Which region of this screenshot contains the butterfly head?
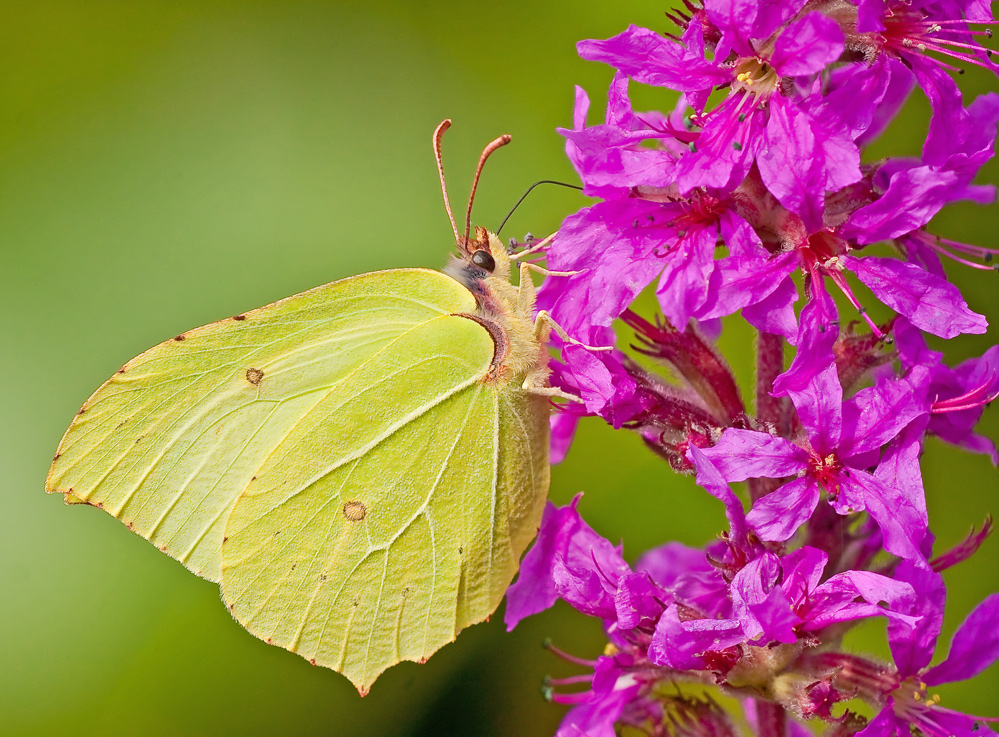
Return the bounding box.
[433,119,513,285]
[444,226,511,295]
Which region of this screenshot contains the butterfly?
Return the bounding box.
[45,120,583,694]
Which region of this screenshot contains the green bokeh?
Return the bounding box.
[2,3,996,735]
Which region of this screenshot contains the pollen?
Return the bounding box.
[731,58,780,100]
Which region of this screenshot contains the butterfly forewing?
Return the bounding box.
[46,269,478,583]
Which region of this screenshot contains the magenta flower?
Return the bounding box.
[504,494,658,632]
[562,74,691,193]
[698,363,931,561]
[842,93,999,245]
[892,318,999,463]
[503,3,998,733]
[537,191,766,340]
[578,12,859,228]
[851,0,999,167]
[859,593,999,737]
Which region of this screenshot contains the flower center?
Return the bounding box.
[809,453,843,496]
[891,678,955,737]
[732,58,780,101]
[880,4,996,73]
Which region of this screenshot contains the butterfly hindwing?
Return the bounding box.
[220,312,498,690]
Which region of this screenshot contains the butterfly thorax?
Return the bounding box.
[443,228,548,387]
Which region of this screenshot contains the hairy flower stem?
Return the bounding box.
[750,332,786,502]
[755,700,787,737]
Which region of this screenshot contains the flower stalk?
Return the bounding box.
[506,0,999,734]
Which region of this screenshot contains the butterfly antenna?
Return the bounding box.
[464,133,512,246]
[433,119,460,243]
[496,179,583,235]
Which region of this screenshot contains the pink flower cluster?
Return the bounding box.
[505,0,999,734]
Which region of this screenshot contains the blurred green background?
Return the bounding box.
[2,2,996,735]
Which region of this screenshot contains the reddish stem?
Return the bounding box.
[755,701,787,737]
[750,332,786,501]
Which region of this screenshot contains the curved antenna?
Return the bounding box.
[464,134,512,245]
[496,179,584,235]
[433,119,460,242]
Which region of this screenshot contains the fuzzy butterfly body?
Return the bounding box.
[45,124,556,693]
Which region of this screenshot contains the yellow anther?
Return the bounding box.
[913,691,923,701]
[603,643,619,656]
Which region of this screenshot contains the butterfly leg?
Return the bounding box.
[521,371,583,403]
[532,310,613,353]
[508,232,555,260]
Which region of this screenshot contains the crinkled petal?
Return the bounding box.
[910,56,971,168]
[541,200,675,338]
[787,362,844,455]
[753,0,810,38]
[555,680,642,737]
[856,0,888,32]
[649,604,745,670]
[833,469,927,562]
[817,57,895,142]
[505,500,570,629]
[704,0,758,58]
[858,58,916,146]
[840,367,931,458]
[894,317,943,371]
[924,593,999,686]
[758,97,828,229]
[698,428,809,481]
[702,250,798,322]
[553,558,618,620]
[772,276,839,397]
[779,546,828,604]
[873,416,930,523]
[562,75,682,190]
[553,347,649,428]
[614,571,667,630]
[506,495,629,629]
[578,25,732,92]
[742,271,800,340]
[731,553,799,643]
[805,570,918,630]
[759,97,860,229]
[656,224,718,330]
[677,100,763,193]
[888,561,946,676]
[637,541,713,588]
[746,476,822,542]
[843,164,962,243]
[688,445,748,544]
[844,255,987,338]
[771,12,845,77]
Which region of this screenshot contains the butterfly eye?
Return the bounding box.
[471,249,495,272]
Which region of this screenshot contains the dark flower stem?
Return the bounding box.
[750,331,786,502]
[755,700,787,737]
